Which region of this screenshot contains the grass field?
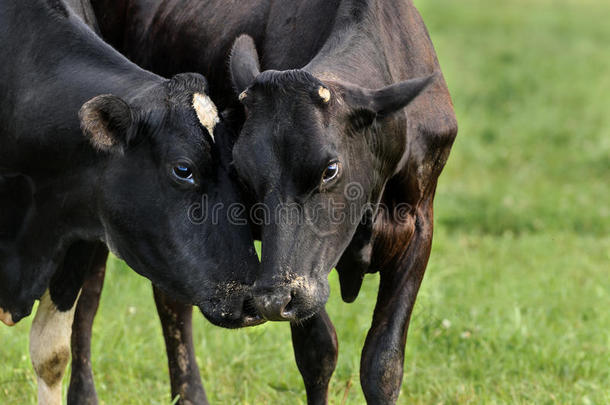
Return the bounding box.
[1,0,609,403]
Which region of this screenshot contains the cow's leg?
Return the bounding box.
[360,206,433,404]
[153,285,208,405]
[291,309,338,405]
[67,243,108,405]
[29,290,79,405]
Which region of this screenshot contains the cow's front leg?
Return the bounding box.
[67,243,108,405]
[360,206,433,404]
[291,309,338,405]
[29,289,79,405]
[153,286,208,405]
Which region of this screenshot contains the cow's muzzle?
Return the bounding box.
[199,294,265,329]
[252,281,326,322]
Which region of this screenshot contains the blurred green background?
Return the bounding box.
[1,0,608,403]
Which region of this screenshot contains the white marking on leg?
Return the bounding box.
[29,290,79,405]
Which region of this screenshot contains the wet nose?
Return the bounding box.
[253,291,295,321]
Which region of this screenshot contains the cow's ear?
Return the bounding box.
[342,74,435,128]
[229,35,261,96]
[79,94,134,154]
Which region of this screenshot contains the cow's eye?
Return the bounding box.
[173,164,195,184]
[322,161,341,184]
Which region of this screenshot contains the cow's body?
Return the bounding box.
[1,1,262,403]
[74,0,457,403]
[1,0,153,323]
[0,0,261,325]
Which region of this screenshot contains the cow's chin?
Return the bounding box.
[198,305,265,329]
[293,303,326,323]
[281,295,327,324]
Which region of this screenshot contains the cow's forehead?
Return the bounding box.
[236,106,339,195]
[253,69,322,92]
[245,98,329,151]
[128,94,214,170]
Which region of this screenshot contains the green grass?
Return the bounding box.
[1,0,609,403]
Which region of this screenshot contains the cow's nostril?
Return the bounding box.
[241,297,265,327]
[254,291,294,321]
[281,292,295,318]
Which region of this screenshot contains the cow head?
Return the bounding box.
[76,73,259,328]
[229,35,433,321]
[0,70,258,327]
[1,74,262,328]
[73,73,262,328]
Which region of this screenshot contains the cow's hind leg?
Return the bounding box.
[29,289,78,405]
[67,242,108,405]
[291,309,338,405]
[153,285,208,405]
[360,204,434,404]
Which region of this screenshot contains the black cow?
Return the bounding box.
[228,11,457,405]
[0,1,261,403]
[73,0,457,404]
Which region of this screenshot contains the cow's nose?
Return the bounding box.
[253,292,294,321]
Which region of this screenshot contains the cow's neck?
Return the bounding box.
[303,0,389,87]
[306,0,436,88]
[31,167,105,239]
[16,167,105,266]
[1,1,161,173]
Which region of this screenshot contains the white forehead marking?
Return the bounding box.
[318,86,331,103]
[192,93,220,142]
